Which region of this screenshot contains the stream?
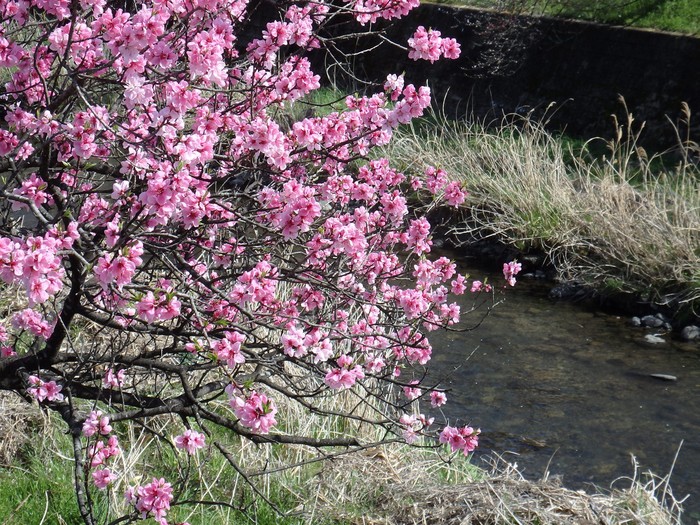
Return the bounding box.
[428,255,700,522]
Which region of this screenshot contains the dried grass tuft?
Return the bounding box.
[0,391,44,466]
[308,450,684,525]
[382,105,700,308]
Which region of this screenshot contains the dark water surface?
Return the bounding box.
[428,258,700,521]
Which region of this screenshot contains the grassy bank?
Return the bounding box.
[381,107,700,317]
[0,390,685,524]
[426,0,700,35]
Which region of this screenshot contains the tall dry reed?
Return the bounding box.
[383,103,700,310]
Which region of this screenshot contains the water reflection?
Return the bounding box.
[428,257,700,521]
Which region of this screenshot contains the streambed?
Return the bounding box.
[429,256,700,521]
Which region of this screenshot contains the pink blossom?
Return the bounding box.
[27,375,64,403]
[103,368,125,389]
[92,468,116,490]
[83,410,101,437]
[351,0,419,24]
[408,26,461,63]
[451,274,467,295]
[211,331,246,367]
[503,260,522,287]
[441,37,461,59]
[383,73,404,101]
[83,410,112,437]
[281,323,308,358]
[404,217,432,254]
[424,166,448,193]
[324,355,365,390]
[0,129,19,156]
[174,429,206,455]
[399,414,421,443]
[403,381,422,400]
[439,425,480,455]
[133,478,173,521]
[399,413,434,444]
[430,391,447,407]
[443,181,467,207]
[470,280,492,293]
[230,390,278,434]
[365,354,386,374]
[89,436,121,467]
[1,345,16,357]
[408,26,443,63]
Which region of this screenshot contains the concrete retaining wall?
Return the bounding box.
[337,5,700,147]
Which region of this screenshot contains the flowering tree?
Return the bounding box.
[0,0,512,522]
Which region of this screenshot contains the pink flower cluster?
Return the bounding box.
[439,425,480,455]
[422,166,468,207]
[408,26,461,63]
[103,368,125,389]
[349,0,420,24]
[470,280,493,293]
[403,381,422,400]
[228,387,278,434]
[324,354,365,390]
[430,391,447,407]
[88,435,121,468]
[258,180,322,240]
[281,323,332,363]
[399,413,434,444]
[94,242,143,290]
[27,375,64,402]
[83,410,122,490]
[93,468,117,490]
[135,286,182,324]
[503,260,523,287]
[11,309,54,339]
[82,410,112,437]
[201,330,246,368]
[174,429,206,455]
[0,229,74,306]
[126,478,173,524]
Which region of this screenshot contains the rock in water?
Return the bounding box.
[641,315,664,328]
[680,325,700,341]
[649,373,677,381]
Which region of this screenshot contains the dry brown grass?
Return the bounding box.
[382,103,700,309]
[308,449,685,525]
[0,391,44,466]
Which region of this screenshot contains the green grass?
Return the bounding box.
[425,0,700,35]
[0,428,86,524]
[0,366,685,524]
[0,406,477,525]
[0,409,338,525]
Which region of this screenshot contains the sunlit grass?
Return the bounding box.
[425,0,700,35]
[381,103,700,311]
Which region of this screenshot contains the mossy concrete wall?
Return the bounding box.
[341,5,700,147]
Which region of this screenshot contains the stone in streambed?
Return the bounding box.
[649,373,677,381]
[681,325,700,341]
[644,334,666,344]
[641,315,664,328]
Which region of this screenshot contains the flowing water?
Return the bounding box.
[428,255,700,522]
